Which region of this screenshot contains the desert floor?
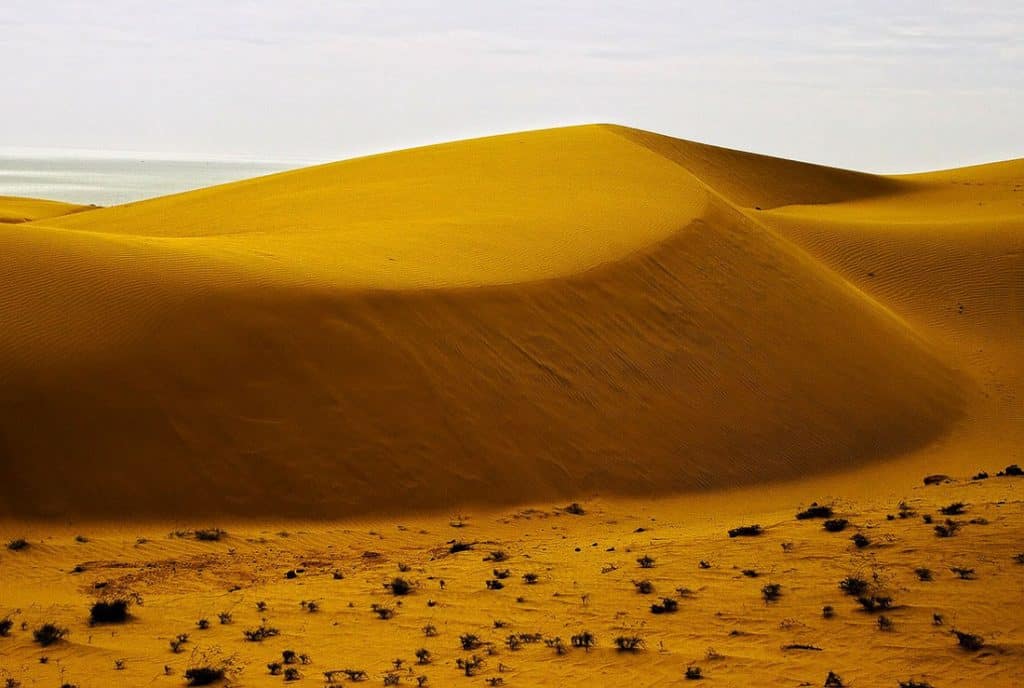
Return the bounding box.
[1,125,1022,686]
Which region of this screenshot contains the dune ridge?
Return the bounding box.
[2,124,1019,519]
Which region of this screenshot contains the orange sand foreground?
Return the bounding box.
[0,125,1021,686]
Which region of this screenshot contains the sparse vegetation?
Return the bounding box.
[194,528,226,542]
[915,567,933,581]
[761,583,782,602]
[824,670,846,687]
[32,624,68,647]
[633,579,654,594]
[838,576,869,596]
[636,554,656,568]
[522,572,539,584]
[169,633,189,653]
[449,541,473,554]
[89,599,130,625]
[952,629,985,651]
[934,519,961,537]
[950,566,975,580]
[460,633,483,650]
[564,502,586,515]
[856,595,893,612]
[727,524,762,538]
[939,502,967,515]
[371,604,394,620]
[243,624,279,641]
[415,648,432,664]
[685,665,703,680]
[571,631,596,650]
[387,577,413,595]
[6,539,28,551]
[823,519,849,532]
[651,597,678,614]
[850,533,870,548]
[184,666,225,686]
[796,503,833,519]
[613,635,645,652]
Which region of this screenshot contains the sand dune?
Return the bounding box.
[0,195,94,224]
[1,124,1019,520]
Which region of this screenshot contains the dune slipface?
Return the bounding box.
[0,125,984,518]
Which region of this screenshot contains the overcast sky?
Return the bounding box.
[2,1,1022,171]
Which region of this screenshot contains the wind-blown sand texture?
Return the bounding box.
[0,125,1021,686]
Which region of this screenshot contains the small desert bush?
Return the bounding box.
[822,605,835,619]
[856,595,893,612]
[899,681,934,688]
[217,611,232,625]
[761,583,782,602]
[651,597,679,614]
[637,555,656,568]
[449,541,473,554]
[485,550,508,562]
[796,503,833,520]
[915,567,933,581]
[838,576,869,596]
[284,668,300,681]
[194,528,226,542]
[6,539,28,551]
[934,519,961,537]
[89,599,130,625]
[685,666,703,680]
[184,667,225,686]
[371,604,394,620]
[877,615,894,631]
[564,502,585,515]
[727,524,762,538]
[823,519,849,532]
[998,463,1022,476]
[850,533,870,549]
[939,502,967,515]
[243,624,279,641]
[522,572,539,584]
[952,629,984,651]
[571,631,596,650]
[633,579,654,594]
[32,624,68,647]
[613,635,645,652]
[386,577,413,595]
[492,568,511,579]
[456,655,484,676]
[950,566,975,580]
[544,636,567,654]
[169,633,189,653]
[460,633,483,650]
[0,617,13,636]
[824,670,846,687]
[415,648,431,664]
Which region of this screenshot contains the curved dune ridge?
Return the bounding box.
[0,195,93,224]
[1,124,1019,519]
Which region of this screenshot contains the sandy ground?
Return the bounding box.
[0,125,1021,685]
[1,472,1022,686]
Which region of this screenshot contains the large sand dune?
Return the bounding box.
[1,124,1019,519]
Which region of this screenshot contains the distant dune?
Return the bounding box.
[0,195,94,224]
[1,124,1020,518]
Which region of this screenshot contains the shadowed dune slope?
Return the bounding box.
[0,195,94,223]
[0,125,992,518]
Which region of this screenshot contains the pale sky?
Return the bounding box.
[2,1,1022,172]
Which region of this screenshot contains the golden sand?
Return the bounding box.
[0,125,1021,686]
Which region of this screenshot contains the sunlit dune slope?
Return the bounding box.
[0,195,94,223]
[0,124,996,518]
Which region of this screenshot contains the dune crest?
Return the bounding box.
[3,124,1018,518]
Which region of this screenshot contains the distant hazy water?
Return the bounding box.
[0,151,300,206]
